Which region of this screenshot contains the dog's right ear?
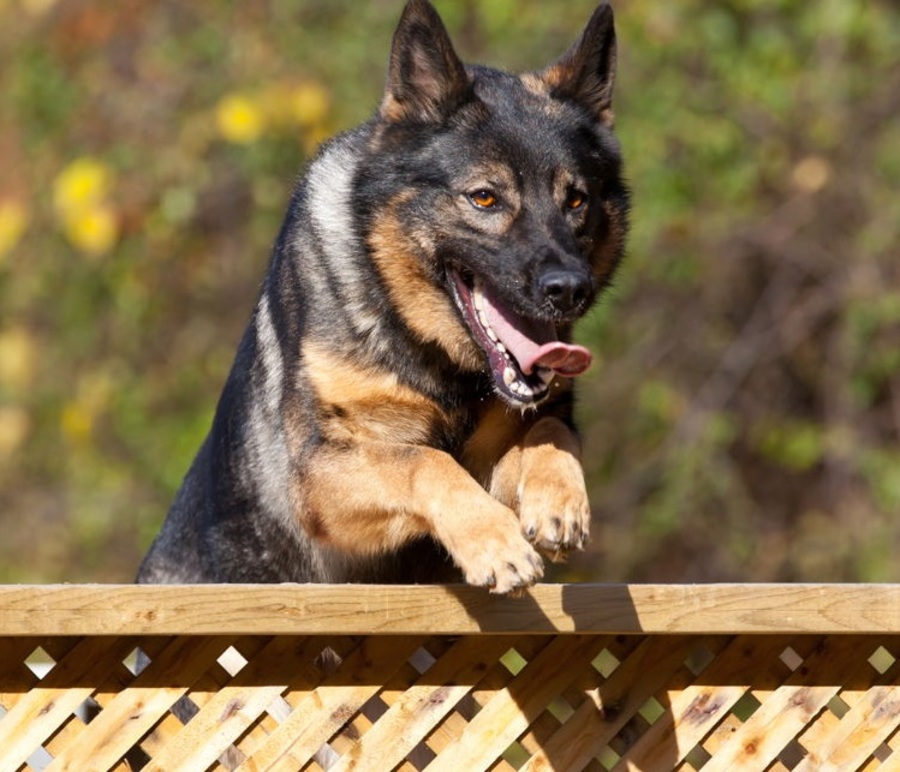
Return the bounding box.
[381,0,471,124]
[539,2,617,128]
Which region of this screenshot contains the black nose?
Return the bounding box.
[537,269,592,313]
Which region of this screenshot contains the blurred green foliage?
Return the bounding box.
[0,0,898,583]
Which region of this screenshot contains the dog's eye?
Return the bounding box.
[468,189,499,210]
[565,190,587,211]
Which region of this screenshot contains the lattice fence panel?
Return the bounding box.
[0,632,898,771]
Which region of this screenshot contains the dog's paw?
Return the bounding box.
[517,463,591,561]
[449,510,545,594]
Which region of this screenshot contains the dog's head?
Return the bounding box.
[362,0,629,407]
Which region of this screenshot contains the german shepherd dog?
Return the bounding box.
[138,0,629,594]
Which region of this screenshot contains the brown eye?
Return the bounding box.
[565,190,587,211]
[468,189,498,209]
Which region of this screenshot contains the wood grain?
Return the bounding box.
[0,621,898,769]
[0,584,898,636]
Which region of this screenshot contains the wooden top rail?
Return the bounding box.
[0,583,898,636]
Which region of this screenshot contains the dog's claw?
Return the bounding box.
[519,492,590,559]
[453,508,544,594]
[503,585,529,599]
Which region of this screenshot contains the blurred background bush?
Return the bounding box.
[0,0,897,583]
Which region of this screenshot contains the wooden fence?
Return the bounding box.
[0,584,899,771]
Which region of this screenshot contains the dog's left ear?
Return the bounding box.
[539,2,617,127]
[381,0,471,124]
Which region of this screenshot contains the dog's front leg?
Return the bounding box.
[490,417,591,562]
[301,442,544,593]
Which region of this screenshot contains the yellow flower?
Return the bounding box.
[61,402,93,444]
[53,157,112,217]
[0,327,36,392]
[290,82,330,128]
[216,94,265,144]
[60,372,114,446]
[21,0,58,16]
[62,204,119,257]
[0,199,28,263]
[53,158,119,257]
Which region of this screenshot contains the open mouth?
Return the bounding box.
[450,271,592,405]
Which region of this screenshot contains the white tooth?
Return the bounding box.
[503,367,516,386]
[477,310,489,328]
[473,278,484,310]
[486,326,499,342]
[496,342,507,354]
[538,368,555,385]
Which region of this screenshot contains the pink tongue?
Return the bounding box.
[528,341,593,376]
[483,292,592,376]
